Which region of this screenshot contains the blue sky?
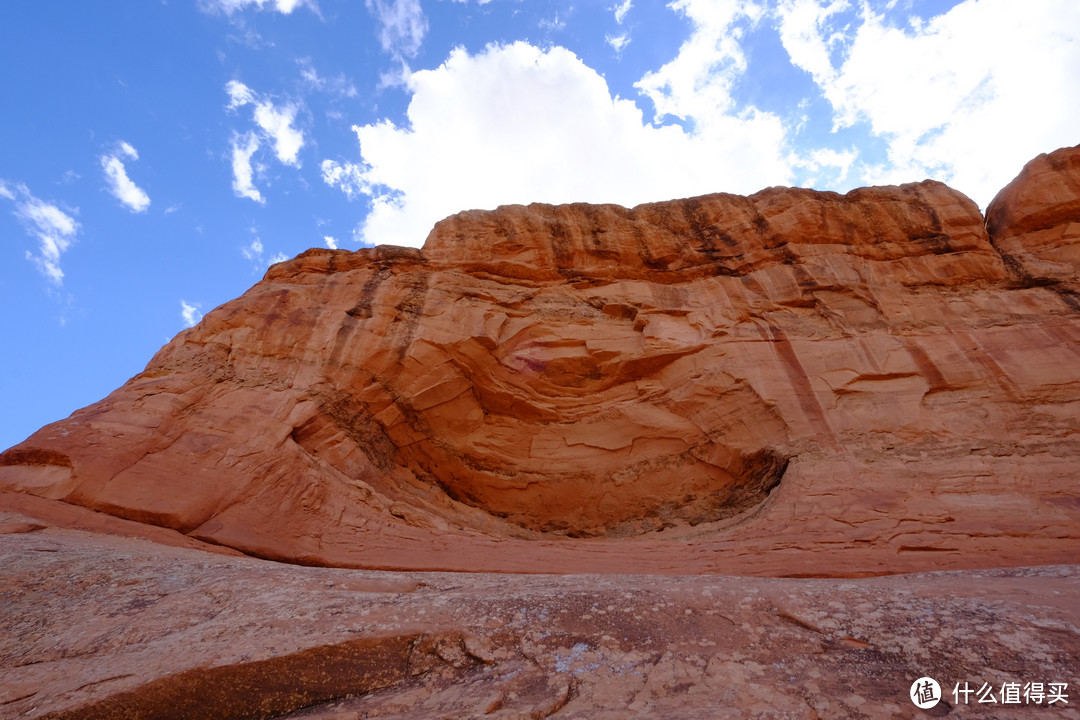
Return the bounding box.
[1,0,1078,450]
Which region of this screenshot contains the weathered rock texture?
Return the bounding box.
[987,144,1080,301]
[1,528,1077,719]
[2,145,1080,577]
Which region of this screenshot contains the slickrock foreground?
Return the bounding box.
[1,145,1079,718]
[1,528,1077,719]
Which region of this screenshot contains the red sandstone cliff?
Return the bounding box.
[2,145,1079,577]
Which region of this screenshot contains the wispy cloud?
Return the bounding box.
[790,146,858,188]
[774,0,1080,205]
[230,131,264,203]
[241,232,288,268]
[252,102,304,166]
[243,235,265,262]
[376,59,413,90]
[180,300,204,328]
[225,79,256,109]
[226,80,304,165]
[0,181,80,284]
[323,235,338,249]
[635,1,767,131]
[606,33,630,54]
[607,0,632,55]
[365,0,427,58]
[539,13,567,32]
[100,141,151,213]
[297,58,358,98]
[225,81,305,201]
[320,159,371,200]
[199,0,315,16]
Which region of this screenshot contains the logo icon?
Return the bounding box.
[911,677,942,709]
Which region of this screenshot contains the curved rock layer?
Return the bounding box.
[2,145,1080,576]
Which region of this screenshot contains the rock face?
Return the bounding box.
[987,144,1080,300]
[2,145,1080,577]
[3,147,1080,720]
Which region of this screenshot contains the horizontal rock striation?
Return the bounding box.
[2,144,1079,576]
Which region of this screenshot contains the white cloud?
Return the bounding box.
[226,79,256,109]
[366,0,427,58]
[100,141,151,213]
[806,147,856,176]
[539,13,567,32]
[322,0,1080,252]
[635,0,767,129]
[200,0,314,15]
[230,132,265,203]
[180,300,203,328]
[606,33,630,54]
[775,0,848,82]
[0,181,80,284]
[376,59,414,90]
[324,235,338,249]
[613,0,632,24]
[297,58,358,98]
[225,82,305,196]
[790,146,857,188]
[775,0,1080,206]
[325,41,791,248]
[252,101,304,166]
[243,236,264,261]
[241,233,288,267]
[320,159,370,199]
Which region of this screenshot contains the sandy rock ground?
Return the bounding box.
[1,522,1076,720]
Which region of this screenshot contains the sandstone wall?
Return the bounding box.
[2,145,1078,577]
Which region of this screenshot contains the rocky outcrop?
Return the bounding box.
[986,144,1080,303]
[1,145,1079,576]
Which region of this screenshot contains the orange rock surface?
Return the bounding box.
[2,145,1079,577]
[2,527,1076,719]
